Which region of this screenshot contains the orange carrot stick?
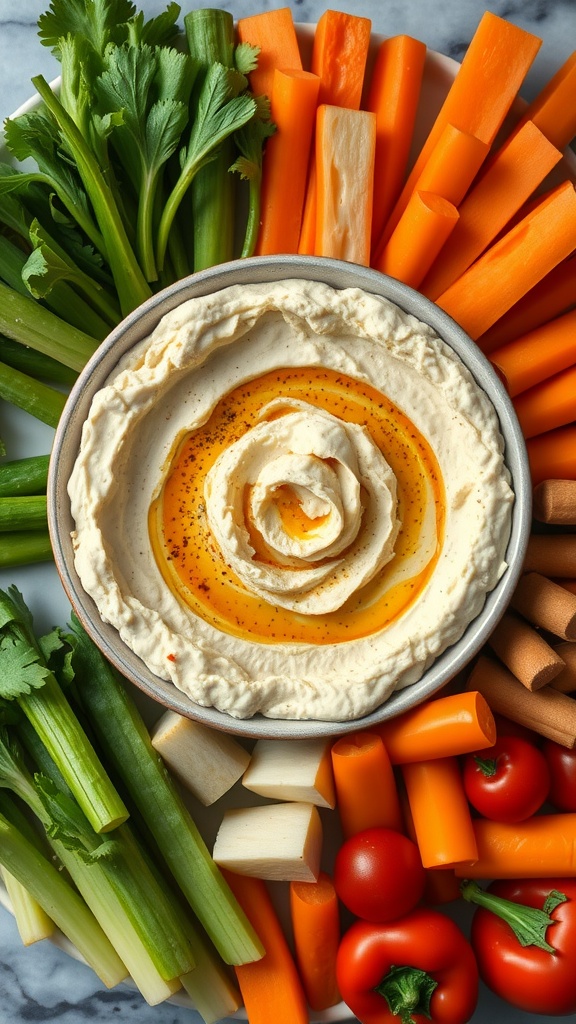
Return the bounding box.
[298,10,372,256]
[513,49,576,151]
[489,307,576,397]
[375,190,459,288]
[289,873,341,1012]
[527,424,576,486]
[402,756,479,868]
[454,814,576,878]
[374,691,496,764]
[436,180,576,340]
[222,870,308,1024]
[254,68,319,256]
[314,105,376,265]
[330,731,403,839]
[236,8,302,99]
[421,121,562,300]
[513,362,576,439]
[375,12,541,248]
[365,34,427,248]
[400,790,461,905]
[477,254,576,354]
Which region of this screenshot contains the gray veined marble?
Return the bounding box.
[0,0,575,1021]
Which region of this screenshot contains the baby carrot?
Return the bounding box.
[402,756,479,868]
[365,34,427,247]
[489,307,576,397]
[513,362,576,439]
[527,424,576,486]
[289,872,341,1012]
[375,190,459,289]
[255,68,320,256]
[374,690,496,764]
[236,8,302,99]
[454,813,576,878]
[330,731,403,838]
[222,870,308,1024]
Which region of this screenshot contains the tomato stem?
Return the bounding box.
[460,880,567,953]
[375,963,438,1024]
[473,754,498,777]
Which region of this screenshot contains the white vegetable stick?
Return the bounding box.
[150,710,250,806]
[212,802,323,881]
[242,737,336,808]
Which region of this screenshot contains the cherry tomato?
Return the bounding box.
[333,826,426,923]
[542,739,576,811]
[462,734,550,822]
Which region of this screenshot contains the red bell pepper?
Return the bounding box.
[335,907,479,1024]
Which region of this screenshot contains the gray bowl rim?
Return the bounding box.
[48,254,532,739]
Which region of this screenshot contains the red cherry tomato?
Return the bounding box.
[542,739,576,811]
[333,826,426,923]
[462,734,550,822]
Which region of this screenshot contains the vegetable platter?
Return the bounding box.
[1,3,576,1024]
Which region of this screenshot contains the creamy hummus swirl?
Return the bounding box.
[204,398,400,614]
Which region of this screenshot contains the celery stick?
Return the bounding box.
[0,360,66,427]
[0,531,53,568]
[0,281,97,372]
[1,336,78,386]
[1,866,55,944]
[0,455,50,498]
[0,496,47,533]
[69,618,264,966]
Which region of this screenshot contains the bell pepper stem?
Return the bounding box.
[460,879,566,953]
[375,964,438,1024]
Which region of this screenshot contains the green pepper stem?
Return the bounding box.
[375,964,438,1024]
[460,879,566,953]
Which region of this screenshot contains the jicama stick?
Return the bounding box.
[375,190,459,288]
[489,307,576,397]
[513,362,576,438]
[533,479,576,525]
[467,655,576,746]
[527,424,576,486]
[487,610,566,690]
[421,121,562,300]
[222,871,309,1024]
[511,571,576,639]
[512,49,576,151]
[477,254,576,354]
[376,12,541,248]
[374,690,496,763]
[435,180,576,339]
[401,757,478,868]
[289,873,341,1012]
[523,534,576,578]
[314,105,376,265]
[255,68,320,255]
[550,642,576,694]
[365,35,428,246]
[237,8,302,99]
[454,814,576,878]
[330,731,403,838]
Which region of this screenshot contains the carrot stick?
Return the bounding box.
[489,307,576,397]
[477,254,576,354]
[289,872,341,1012]
[236,8,302,99]
[374,691,496,764]
[513,362,576,439]
[330,731,403,839]
[527,424,576,486]
[375,12,541,249]
[523,534,576,578]
[435,180,576,339]
[314,105,376,265]
[222,870,308,1024]
[533,479,576,525]
[400,790,461,905]
[421,121,562,300]
[454,814,576,878]
[366,34,427,248]
[375,190,459,288]
[254,68,319,256]
[513,49,576,151]
[401,757,479,868]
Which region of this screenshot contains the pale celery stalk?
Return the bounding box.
[1,866,55,944]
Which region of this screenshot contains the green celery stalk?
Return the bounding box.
[0,455,50,498]
[0,361,66,428]
[69,617,265,966]
[1,336,78,387]
[0,496,47,532]
[0,532,53,568]
[0,281,98,372]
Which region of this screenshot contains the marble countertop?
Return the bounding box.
[0,1,574,1023]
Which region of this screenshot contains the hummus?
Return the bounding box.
[68,279,514,721]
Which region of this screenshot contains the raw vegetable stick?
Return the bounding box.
[289,872,341,1011]
[487,610,566,691]
[222,870,309,1024]
[467,655,576,746]
[513,362,576,438]
[527,424,576,486]
[0,455,49,499]
[236,8,302,99]
[523,534,576,578]
[314,105,376,265]
[375,12,541,248]
[489,308,576,397]
[510,571,576,640]
[533,479,576,525]
[330,731,403,838]
[550,642,576,694]
[298,10,372,255]
[366,34,427,248]
[374,690,496,763]
[454,813,576,878]
[421,121,562,301]
[0,531,53,568]
[435,179,576,339]
[254,69,320,256]
[400,790,461,906]
[375,190,459,289]
[401,756,479,869]
[512,49,576,152]
[0,496,47,533]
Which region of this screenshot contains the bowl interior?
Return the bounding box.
[48,254,532,739]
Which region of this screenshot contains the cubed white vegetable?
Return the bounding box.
[212,802,323,881]
[150,709,250,806]
[242,737,336,808]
